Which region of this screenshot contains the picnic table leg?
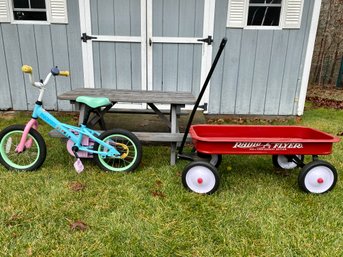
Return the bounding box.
[77,103,86,126]
[170,104,178,165]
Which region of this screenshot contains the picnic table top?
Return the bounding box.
[58,88,196,105]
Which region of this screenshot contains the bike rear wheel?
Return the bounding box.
[93,129,142,172]
[0,125,46,171]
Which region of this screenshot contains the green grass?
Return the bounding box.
[0,107,343,256]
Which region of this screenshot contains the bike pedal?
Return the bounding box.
[74,158,84,173]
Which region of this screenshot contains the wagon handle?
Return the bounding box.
[178,37,228,156]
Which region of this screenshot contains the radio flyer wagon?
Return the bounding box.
[178,38,340,195]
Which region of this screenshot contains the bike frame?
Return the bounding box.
[16,102,120,157]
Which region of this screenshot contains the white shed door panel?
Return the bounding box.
[80,0,215,107]
[149,0,205,95]
[90,0,142,90]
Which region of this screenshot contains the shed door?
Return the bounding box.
[80,0,215,106]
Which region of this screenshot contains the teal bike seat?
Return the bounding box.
[76,96,112,109]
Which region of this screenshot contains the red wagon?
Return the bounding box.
[178,38,340,194]
[181,125,340,194]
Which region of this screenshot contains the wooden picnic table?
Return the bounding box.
[57,88,196,165]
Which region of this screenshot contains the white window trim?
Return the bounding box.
[4,0,67,24]
[227,0,303,29]
[297,0,322,115]
[9,0,48,24]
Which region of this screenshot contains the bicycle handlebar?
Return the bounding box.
[21,65,69,88]
[21,65,69,101]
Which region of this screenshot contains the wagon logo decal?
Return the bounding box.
[233,142,303,150]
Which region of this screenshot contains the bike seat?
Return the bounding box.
[76,96,112,109]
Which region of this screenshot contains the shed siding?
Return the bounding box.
[0,0,83,111]
[209,0,314,115]
[0,0,315,116]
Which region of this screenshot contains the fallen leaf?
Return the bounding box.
[68,181,86,192]
[70,220,88,231]
[151,190,166,199]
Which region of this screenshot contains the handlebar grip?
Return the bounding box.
[59,71,70,77]
[22,65,33,74]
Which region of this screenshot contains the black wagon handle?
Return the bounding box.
[178,37,228,156]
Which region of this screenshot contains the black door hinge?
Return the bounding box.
[197,36,213,45]
[81,33,97,42]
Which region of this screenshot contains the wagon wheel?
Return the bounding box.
[191,148,222,167]
[298,160,337,194]
[182,161,220,194]
[272,155,304,170]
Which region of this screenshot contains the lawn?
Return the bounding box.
[0,105,342,256]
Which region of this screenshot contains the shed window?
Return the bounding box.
[13,0,47,21]
[227,0,304,29]
[0,0,68,23]
[247,0,282,26]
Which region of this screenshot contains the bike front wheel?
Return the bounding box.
[93,129,142,172]
[0,125,46,171]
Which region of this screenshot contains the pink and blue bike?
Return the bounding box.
[0,65,142,173]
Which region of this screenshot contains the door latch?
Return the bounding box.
[81,33,98,42]
[197,36,213,45]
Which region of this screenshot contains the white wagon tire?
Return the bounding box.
[182,161,219,194]
[298,160,337,194]
[272,155,304,170]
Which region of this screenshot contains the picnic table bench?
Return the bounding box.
[56,88,197,165]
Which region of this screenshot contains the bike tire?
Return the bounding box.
[93,129,142,172]
[0,125,46,171]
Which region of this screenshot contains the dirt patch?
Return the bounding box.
[0,111,17,120]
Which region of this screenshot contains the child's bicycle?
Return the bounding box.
[0,65,142,173]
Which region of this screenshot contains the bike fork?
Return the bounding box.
[16,119,38,153]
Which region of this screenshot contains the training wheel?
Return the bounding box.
[272,155,304,170]
[298,160,337,194]
[182,161,219,194]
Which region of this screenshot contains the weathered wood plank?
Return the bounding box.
[58,88,196,105]
[49,129,191,142]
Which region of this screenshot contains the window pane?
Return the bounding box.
[30,0,46,9]
[13,0,29,8]
[250,0,282,4]
[13,11,47,20]
[248,7,281,26]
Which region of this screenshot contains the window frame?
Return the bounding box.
[245,0,284,29]
[227,0,304,30]
[8,0,57,25]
